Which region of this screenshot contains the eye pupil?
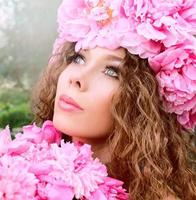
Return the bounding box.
[71,54,85,65]
[108,69,114,75]
[105,67,119,79]
[76,57,82,63]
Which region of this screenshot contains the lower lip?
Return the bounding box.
[58,99,83,112]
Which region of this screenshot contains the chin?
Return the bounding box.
[53,114,78,137]
[53,114,64,132]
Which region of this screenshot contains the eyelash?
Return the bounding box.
[70,53,85,65]
[69,53,120,79]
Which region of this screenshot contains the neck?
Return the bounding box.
[72,136,111,164]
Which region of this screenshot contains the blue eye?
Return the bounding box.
[104,66,119,79]
[72,53,85,65]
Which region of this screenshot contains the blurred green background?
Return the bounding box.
[0,0,61,131]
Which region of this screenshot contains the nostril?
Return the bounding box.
[76,81,81,88]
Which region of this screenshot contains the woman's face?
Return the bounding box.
[53,46,125,144]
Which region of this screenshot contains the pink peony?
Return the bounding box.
[0,121,128,199]
[55,0,125,53]
[149,43,196,129]
[54,0,163,57]
[87,177,129,200]
[0,121,62,156]
[20,120,62,145]
[121,0,196,48]
[0,155,38,200]
[41,141,108,199]
[0,126,11,156]
[54,0,196,58]
[37,180,74,200]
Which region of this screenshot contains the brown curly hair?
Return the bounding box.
[32,42,196,200]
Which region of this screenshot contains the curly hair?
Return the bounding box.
[31,42,196,200]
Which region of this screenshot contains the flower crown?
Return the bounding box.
[53,0,196,130]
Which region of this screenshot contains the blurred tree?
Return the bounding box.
[0,0,61,129]
[0,0,61,88]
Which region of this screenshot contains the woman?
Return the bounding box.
[32,0,196,199]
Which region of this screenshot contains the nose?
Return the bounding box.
[68,70,88,92]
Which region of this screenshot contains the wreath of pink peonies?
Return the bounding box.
[0,121,129,200]
[53,0,196,130]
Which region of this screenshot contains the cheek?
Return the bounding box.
[92,86,115,114]
[56,69,68,91]
[92,79,119,107]
[84,81,118,135]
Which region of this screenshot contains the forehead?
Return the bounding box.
[81,46,126,61]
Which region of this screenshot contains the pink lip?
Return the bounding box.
[58,95,83,112]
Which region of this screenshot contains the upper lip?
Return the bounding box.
[59,94,83,110]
